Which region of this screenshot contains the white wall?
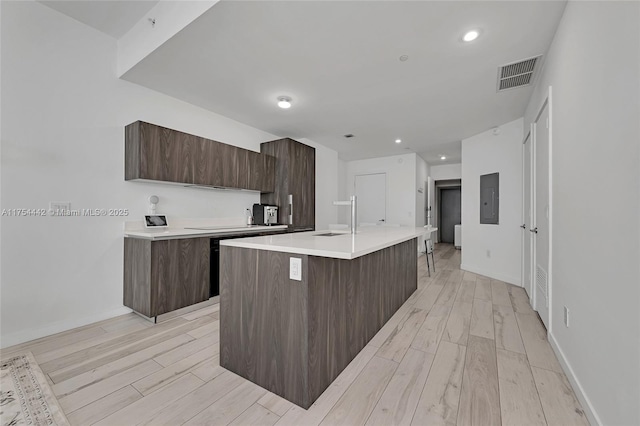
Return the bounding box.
[299,138,339,230]
[0,1,338,347]
[415,156,430,250]
[524,2,640,425]
[461,118,523,285]
[345,153,417,227]
[336,159,348,223]
[430,163,462,181]
[415,156,429,228]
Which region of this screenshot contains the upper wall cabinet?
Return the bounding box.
[260,138,315,231]
[125,121,275,192]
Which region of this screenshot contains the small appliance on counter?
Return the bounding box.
[252,204,278,225]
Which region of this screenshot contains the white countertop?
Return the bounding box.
[220,226,428,259]
[124,224,288,240]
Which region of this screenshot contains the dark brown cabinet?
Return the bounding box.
[124,237,209,318]
[260,138,315,231]
[248,150,275,193]
[221,145,248,189]
[125,121,274,192]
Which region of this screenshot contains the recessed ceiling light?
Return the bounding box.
[463,30,479,42]
[277,96,292,109]
[440,155,447,160]
[395,139,402,144]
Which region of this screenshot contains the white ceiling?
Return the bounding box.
[38,0,158,39]
[46,0,567,163]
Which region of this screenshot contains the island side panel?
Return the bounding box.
[306,238,418,404]
[403,238,419,300]
[307,256,349,402]
[362,247,385,341]
[220,246,310,408]
[254,250,309,406]
[220,245,258,378]
[344,255,366,359]
[381,244,395,324]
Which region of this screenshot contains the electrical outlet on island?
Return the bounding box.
[289,257,302,281]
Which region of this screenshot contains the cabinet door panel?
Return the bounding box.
[247,151,262,191]
[139,122,163,180]
[289,142,304,227]
[173,129,195,184]
[290,142,315,230]
[247,151,276,192]
[222,145,249,189]
[124,238,152,317]
[151,238,209,316]
[211,140,226,186]
[301,144,315,228]
[192,137,224,186]
[159,126,179,182]
[262,154,276,192]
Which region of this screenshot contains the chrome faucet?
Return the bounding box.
[333,195,357,234]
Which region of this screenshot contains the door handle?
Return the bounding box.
[520,224,526,229]
[530,227,538,234]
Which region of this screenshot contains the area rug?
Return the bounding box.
[1,352,69,426]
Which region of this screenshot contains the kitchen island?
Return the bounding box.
[219,227,424,408]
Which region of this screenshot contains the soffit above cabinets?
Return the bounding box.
[38,0,159,39]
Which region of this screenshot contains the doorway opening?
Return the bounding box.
[434,179,461,244]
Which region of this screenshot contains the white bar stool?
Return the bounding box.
[424,226,436,276]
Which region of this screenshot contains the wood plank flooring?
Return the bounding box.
[1,244,588,426]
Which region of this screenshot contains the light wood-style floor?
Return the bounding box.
[1,245,589,426]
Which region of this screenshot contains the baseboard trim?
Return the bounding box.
[548,332,602,426]
[459,263,521,286]
[0,306,133,349]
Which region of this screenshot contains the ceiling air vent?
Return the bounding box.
[497,55,541,92]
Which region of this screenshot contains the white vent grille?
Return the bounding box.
[497,55,541,91]
[536,265,548,297]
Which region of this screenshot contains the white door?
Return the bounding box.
[354,173,386,225]
[533,101,551,329]
[522,131,534,303]
[426,177,433,226]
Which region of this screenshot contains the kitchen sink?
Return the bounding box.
[314,232,349,237]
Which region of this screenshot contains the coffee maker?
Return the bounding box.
[252,204,279,225]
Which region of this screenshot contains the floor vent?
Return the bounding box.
[497,55,541,91]
[536,265,548,297]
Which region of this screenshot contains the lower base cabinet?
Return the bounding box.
[124,237,209,318]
